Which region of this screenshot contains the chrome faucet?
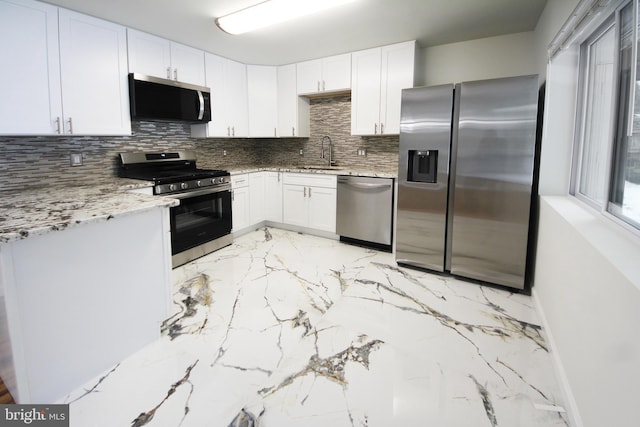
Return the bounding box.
[321,135,333,167]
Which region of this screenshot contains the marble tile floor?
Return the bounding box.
[62,227,570,427]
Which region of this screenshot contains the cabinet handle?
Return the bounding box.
[292,126,295,137]
[304,187,307,197]
[380,123,384,134]
[374,123,377,134]
[322,80,326,91]
[227,126,231,137]
[232,126,235,137]
[278,172,281,182]
[166,67,171,79]
[55,117,61,134]
[174,68,178,81]
[231,189,234,201]
[274,128,277,137]
[317,81,320,92]
[308,187,311,198]
[67,117,73,134]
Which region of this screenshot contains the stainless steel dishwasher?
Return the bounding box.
[336,176,394,250]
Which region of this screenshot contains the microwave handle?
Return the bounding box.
[197,90,205,121]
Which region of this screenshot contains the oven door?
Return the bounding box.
[169,186,232,261]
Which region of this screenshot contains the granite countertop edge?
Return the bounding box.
[230,166,398,179]
[0,179,176,245]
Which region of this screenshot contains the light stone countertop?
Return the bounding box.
[0,179,176,244]
[229,165,398,179]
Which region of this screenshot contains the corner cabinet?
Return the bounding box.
[351,41,416,136]
[282,173,337,233]
[0,0,130,135]
[127,29,205,86]
[192,53,248,138]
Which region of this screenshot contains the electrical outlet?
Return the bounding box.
[299,149,304,156]
[70,153,83,166]
[357,149,367,156]
[223,150,227,156]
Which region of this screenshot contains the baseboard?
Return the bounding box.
[532,288,584,427]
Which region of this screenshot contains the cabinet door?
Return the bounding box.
[308,187,337,233]
[283,184,307,227]
[296,59,322,95]
[127,29,172,79]
[58,9,130,135]
[322,53,351,92]
[0,0,62,135]
[380,41,416,135]
[249,172,265,225]
[225,58,249,137]
[170,42,205,86]
[247,65,277,137]
[232,186,250,232]
[264,172,283,222]
[277,64,309,137]
[351,47,382,136]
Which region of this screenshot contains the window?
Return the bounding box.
[574,0,640,230]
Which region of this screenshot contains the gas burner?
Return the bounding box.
[118,151,230,195]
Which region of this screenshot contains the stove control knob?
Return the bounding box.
[211,178,217,185]
[196,180,202,187]
[218,177,225,184]
[169,184,177,192]
[180,182,189,190]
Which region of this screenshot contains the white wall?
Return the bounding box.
[532,1,640,426]
[418,32,537,86]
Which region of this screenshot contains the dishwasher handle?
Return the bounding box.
[339,180,392,190]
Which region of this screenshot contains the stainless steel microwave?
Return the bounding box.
[128,73,211,123]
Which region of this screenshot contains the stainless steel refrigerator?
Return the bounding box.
[395,75,539,290]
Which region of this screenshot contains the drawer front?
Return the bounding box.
[231,173,249,188]
[282,172,337,189]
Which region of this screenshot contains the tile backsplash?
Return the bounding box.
[0,96,398,191]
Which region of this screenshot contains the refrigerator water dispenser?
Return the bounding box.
[408,150,438,183]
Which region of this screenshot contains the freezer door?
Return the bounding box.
[396,84,454,271]
[450,75,538,289]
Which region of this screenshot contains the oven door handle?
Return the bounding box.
[163,185,231,199]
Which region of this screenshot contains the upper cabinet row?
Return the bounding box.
[0,0,416,137]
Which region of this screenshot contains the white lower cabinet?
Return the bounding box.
[264,171,283,222]
[231,174,250,232]
[282,173,337,233]
[249,172,265,225]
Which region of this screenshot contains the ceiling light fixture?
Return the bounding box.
[216,0,357,35]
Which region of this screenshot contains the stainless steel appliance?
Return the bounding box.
[336,175,394,250]
[396,75,539,290]
[128,73,211,123]
[119,151,232,267]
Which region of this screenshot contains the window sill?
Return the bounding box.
[541,195,640,289]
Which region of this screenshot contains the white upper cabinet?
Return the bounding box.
[247,65,278,137]
[296,53,351,95]
[0,0,130,135]
[277,64,309,137]
[0,0,62,135]
[351,40,416,136]
[127,29,205,86]
[192,53,248,138]
[59,9,131,135]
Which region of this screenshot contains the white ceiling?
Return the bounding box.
[41,0,548,65]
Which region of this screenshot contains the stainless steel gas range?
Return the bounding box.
[119,151,232,268]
